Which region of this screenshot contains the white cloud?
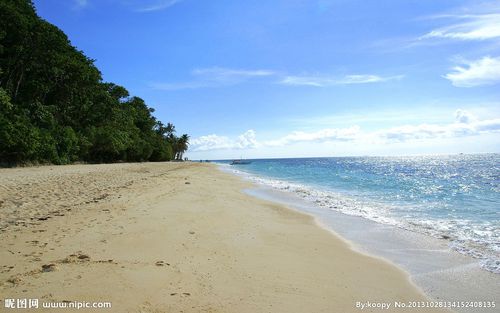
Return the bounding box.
[190,130,259,151]
[444,56,500,87]
[420,14,500,41]
[374,123,473,142]
[137,0,183,12]
[339,75,396,84]
[455,109,477,124]
[236,130,259,149]
[280,76,329,87]
[475,118,500,132]
[151,67,275,90]
[189,110,500,152]
[264,126,361,146]
[193,68,275,79]
[280,74,403,87]
[152,67,405,90]
[189,134,233,151]
[361,109,500,143]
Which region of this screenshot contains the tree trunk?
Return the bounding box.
[14,70,24,99]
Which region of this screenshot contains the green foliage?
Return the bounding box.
[55,126,79,163]
[0,1,189,165]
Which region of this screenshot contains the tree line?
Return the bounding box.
[0,0,189,166]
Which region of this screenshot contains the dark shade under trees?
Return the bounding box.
[0,0,189,166]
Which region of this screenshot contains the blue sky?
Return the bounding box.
[33,0,500,159]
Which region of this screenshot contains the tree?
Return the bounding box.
[0,1,187,165]
[175,134,190,160]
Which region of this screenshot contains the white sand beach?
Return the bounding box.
[0,162,448,312]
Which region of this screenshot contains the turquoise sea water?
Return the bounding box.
[217,154,500,273]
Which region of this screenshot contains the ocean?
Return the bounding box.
[217,154,500,274]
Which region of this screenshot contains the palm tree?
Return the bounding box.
[175,134,190,160]
[165,123,176,140]
[154,121,166,136]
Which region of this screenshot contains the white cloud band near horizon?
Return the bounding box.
[445,56,500,87]
[190,130,259,151]
[189,109,500,152]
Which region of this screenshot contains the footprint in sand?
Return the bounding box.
[61,252,91,264]
[155,261,170,267]
[7,276,22,285]
[41,263,57,272]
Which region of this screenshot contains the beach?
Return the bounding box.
[0,162,446,312]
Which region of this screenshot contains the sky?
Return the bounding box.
[32,0,500,159]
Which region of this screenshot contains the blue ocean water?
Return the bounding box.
[218,154,500,273]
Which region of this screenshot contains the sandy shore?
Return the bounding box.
[0,162,446,312]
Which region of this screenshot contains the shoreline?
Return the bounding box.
[243,186,499,311]
[1,162,454,312]
[218,163,499,310]
[215,156,500,276]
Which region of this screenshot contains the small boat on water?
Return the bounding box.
[230,159,252,165]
